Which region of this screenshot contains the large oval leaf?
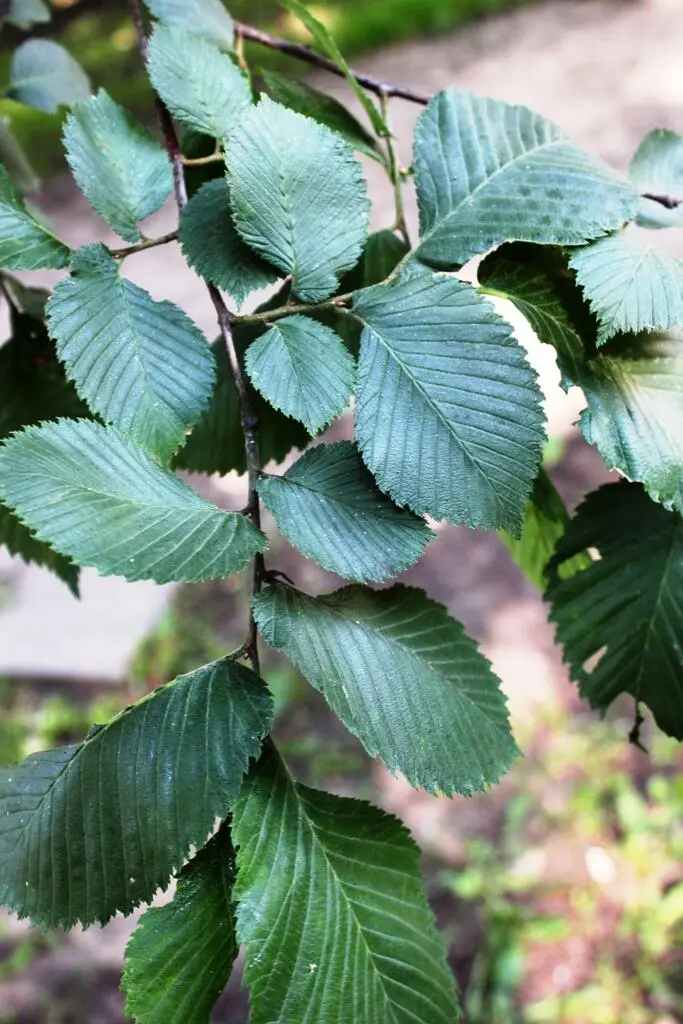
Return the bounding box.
[629,128,683,229]
[9,39,90,113]
[143,0,235,50]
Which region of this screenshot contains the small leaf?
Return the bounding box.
[0,504,79,595]
[629,128,683,229]
[353,263,546,531]
[570,233,683,343]
[123,823,238,1024]
[233,745,461,1024]
[259,442,431,581]
[547,481,683,739]
[147,25,251,140]
[0,658,272,927]
[7,0,51,30]
[413,87,636,268]
[47,244,216,461]
[226,96,369,302]
[245,315,355,434]
[143,0,234,50]
[9,40,90,113]
[179,179,279,306]
[0,164,70,269]
[0,419,266,584]
[254,583,517,795]
[63,89,173,243]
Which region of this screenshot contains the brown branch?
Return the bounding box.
[110,231,178,259]
[642,192,681,211]
[235,21,430,106]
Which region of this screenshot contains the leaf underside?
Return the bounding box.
[629,128,683,229]
[143,0,235,50]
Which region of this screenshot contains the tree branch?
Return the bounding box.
[110,231,178,259]
[642,192,681,211]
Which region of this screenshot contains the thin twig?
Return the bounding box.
[182,153,224,167]
[379,90,410,246]
[642,192,681,211]
[110,231,178,259]
[235,20,430,106]
[232,294,352,326]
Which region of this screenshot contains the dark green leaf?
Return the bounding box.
[143,0,234,50]
[46,244,216,461]
[413,88,637,268]
[245,315,355,434]
[0,419,266,584]
[0,504,79,595]
[9,40,90,113]
[0,658,272,927]
[629,128,683,229]
[233,745,461,1023]
[7,0,51,30]
[123,823,238,1024]
[0,120,40,194]
[353,263,546,531]
[254,583,517,795]
[226,96,369,302]
[547,481,683,739]
[63,89,173,243]
[0,164,70,269]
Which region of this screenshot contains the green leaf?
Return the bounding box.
[259,70,383,162]
[546,481,683,739]
[0,658,272,927]
[499,469,590,589]
[353,263,546,531]
[245,315,355,434]
[629,128,683,229]
[254,583,517,795]
[7,0,51,30]
[46,244,216,461]
[233,745,461,1023]
[9,40,90,113]
[123,823,238,1024]
[0,120,40,194]
[174,334,309,476]
[0,504,79,595]
[413,87,637,269]
[479,243,683,515]
[179,179,279,306]
[147,25,251,141]
[569,233,683,343]
[0,419,266,584]
[143,0,234,51]
[258,442,432,581]
[226,96,369,302]
[0,164,70,269]
[63,89,173,243]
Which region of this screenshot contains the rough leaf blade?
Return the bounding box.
[143,0,234,50]
[258,442,432,581]
[245,315,355,434]
[9,39,90,112]
[0,164,70,269]
[234,745,461,1023]
[629,128,683,229]
[547,481,683,739]
[63,89,173,243]
[254,583,517,795]
[353,264,546,531]
[123,823,238,1024]
[0,504,79,595]
[414,87,636,268]
[0,419,266,584]
[47,244,216,461]
[226,96,369,302]
[0,658,272,927]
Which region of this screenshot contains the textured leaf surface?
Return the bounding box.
[0,419,266,583]
[246,315,355,434]
[547,481,683,739]
[63,90,173,243]
[7,0,51,29]
[9,39,90,112]
[143,0,234,50]
[629,128,683,229]
[570,234,683,343]
[147,26,250,140]
[353,264,545,531]
[47,245,215,460]
[254,583,517,795]
[0,659,272,927]
[179,179,279,306]
[414,88,636,268]
[0,165,69,269]
[123,824,238,1024]
[227,96,369,302]
[0,504,79,595]
[234,745,461,1024]
[258,443,432,581]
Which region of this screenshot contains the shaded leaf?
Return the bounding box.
[47,244,216,461]
[0,120,40,194]
[0,504,79,595]
[9,40,90,113]
[414,87,636,268]
[0,164,69,269]
[547,481,683,739]
[258,442,432,581]
[226,96,369,302]
[63,89,173,243]
[143,0,234,51]
[7,0,51,30]
[254,583,517,795]
[0,658,272,927]
[629,128,683,229]
[233,744,461,1023]
[353,263,546,531]
[0,419,266,584]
